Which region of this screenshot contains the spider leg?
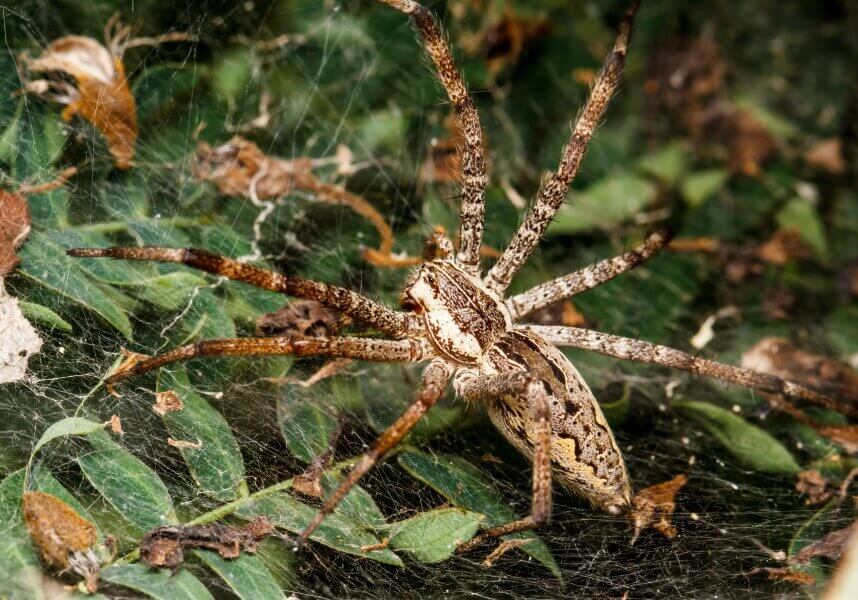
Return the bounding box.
[454,372,552,556]
[486,1,640,293]
[376,0,487,275]
[106,336,430,386]
[67,247,418,337]
[298,359,452,541]
[507,230,671,319]
[520,325,854,416]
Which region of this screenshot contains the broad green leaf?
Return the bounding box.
[322,473,386,529]
[17,231,133,340]
[397,450,561,578]
[235,493,403,566]
[194,551,286,600]
[388,508,483,563]
[680,169,729,208]
[211,48,253,102]
[550,173,657,234]
[278,393,339,463]
[157,368,248,501]
[0,523,43,600]
[674,401,800,474]
[17,301,72,332]
[825,305,858,360]
[637,142,687,186]
[0,98,22,164]
[118,272,208,311]
[101,564,214,600]
[77,432,176,530]
[30,417,104,459]
[777,198,827,258]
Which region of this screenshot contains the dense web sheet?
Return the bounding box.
[1,1,856,599]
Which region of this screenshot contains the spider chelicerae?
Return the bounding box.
[69,0,833,558]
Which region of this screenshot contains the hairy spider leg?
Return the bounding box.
[507,229,672,319]
[377,0,487,275]
[299,359,452,541]
[103,336,430,385]
[454,372,553,555]
[521,325,848,414]
[67,247,418,337]
[487,1,640,293]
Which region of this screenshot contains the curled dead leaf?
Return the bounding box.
[742,337,858,407]
[194,136,420,268]
[106,414,123,435]
[805,138,846,175]
[0,283,43,384]
[168,437,202,450]
[21,35,137,169]
[796,470,835,506]
[749,567,815,586]
[153,390,184,415]
[0,191,30,277]
[629,474,688,544]
[23,491,100,591]
[140,517,273,569]
[793,522,856,565]
[256,300,343,337]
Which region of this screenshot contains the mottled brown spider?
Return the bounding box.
[68,0,834,558]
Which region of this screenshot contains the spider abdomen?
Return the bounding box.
[482,330,631,513]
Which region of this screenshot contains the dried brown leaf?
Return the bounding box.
[22,36,137,169]
[805,138,846,175]
[757,230,813,265]
[750,567,815,586]
[742,337,858,406]
[140,517,274,569]
[0,284,43,384]
[194,136,419,268]
[0,190,30,276]
[256,300,342,337]
[794,523,856,565]
[23,491,97,569]
[106,414,123,435]
[629,474,688,544]
[153,390,184,415]
[796,470,835,506]
[168,437,202,450]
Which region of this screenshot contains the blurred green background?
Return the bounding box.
[1,1,856,598]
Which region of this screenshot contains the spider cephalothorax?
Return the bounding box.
[68,0,837,561]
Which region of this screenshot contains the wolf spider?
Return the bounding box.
[69,0,833,558]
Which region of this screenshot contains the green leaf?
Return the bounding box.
[30,417,104,459]
[777,198,827,258]
[157,368,248,501]
[235,493,403,566]
[17,301,73,332]
[17,231,133,340]
[0,98,23,164]
[210,48,253,102]
[637,142,687,186]
[825,305,858,360]
[674,401,800,474]
[550,173,657,234]
[101,564,215,600]
[388,508,483,563]
[397,450,561,577]
[0,523,43,600]
[118,272,208,311]
[77,432,177,530]
[278,393,338,464]
[680,169,729,208]
[194,551,286,600]
[322,473,386,530]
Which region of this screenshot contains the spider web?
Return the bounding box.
[1,1,855,599]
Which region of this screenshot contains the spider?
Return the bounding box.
[68,0,834,558]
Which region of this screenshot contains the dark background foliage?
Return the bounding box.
[1,1,856,598]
